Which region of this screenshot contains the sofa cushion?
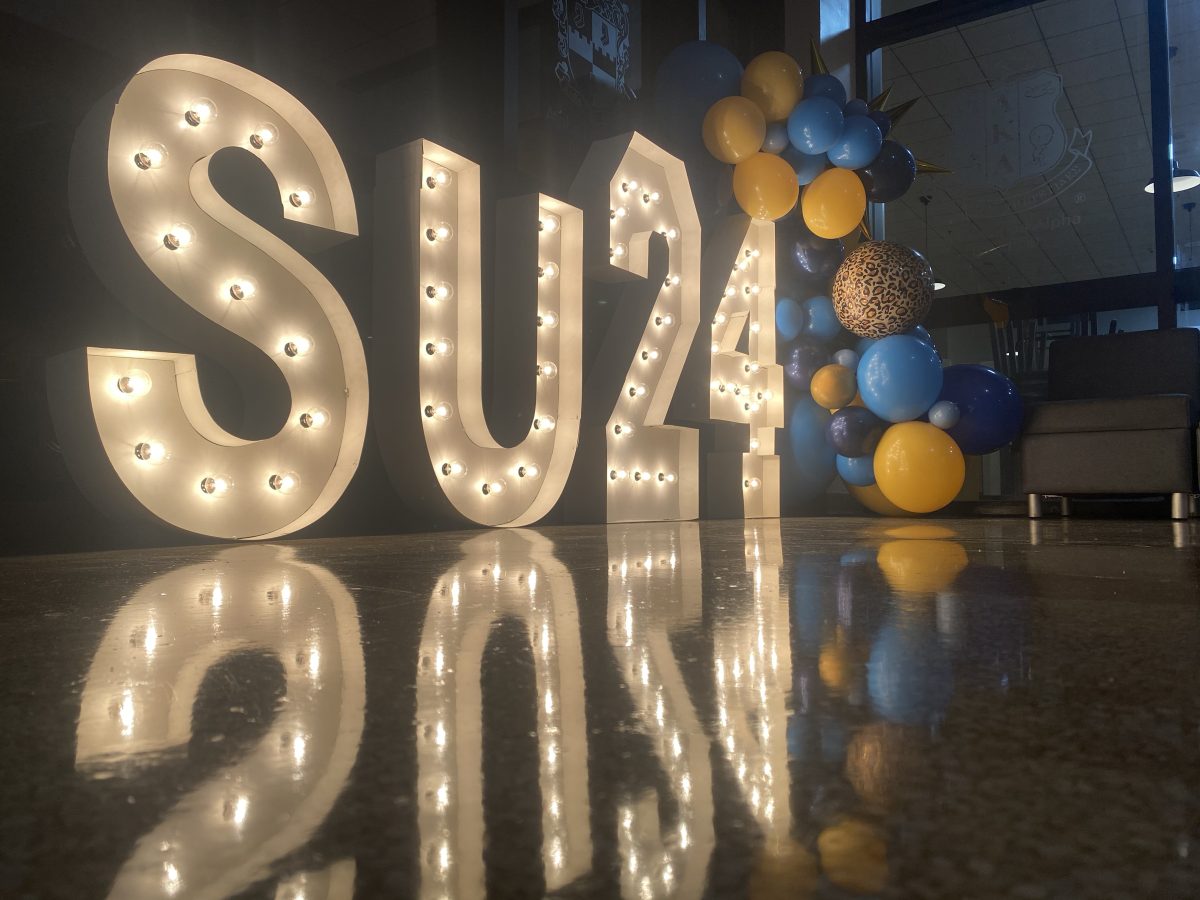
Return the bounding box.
[1024,394,1194,435]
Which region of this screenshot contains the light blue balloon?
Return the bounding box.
[868,618,953,726]
[782,145,828,185]
[762,121,790,154]
[857,334,944,423]
[787,97,845,155]
[803,73,847,107]
[844,98,869,117]
[802,295,841,341]
[827,115,883,169]
[837,453,876,486]
[776,297,805,341]
[833,348,859,370]
[928,400,961,430]
[789,395,837,498]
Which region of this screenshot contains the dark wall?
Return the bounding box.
[0,0,785,555]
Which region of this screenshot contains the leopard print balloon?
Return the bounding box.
[832,240,934,338]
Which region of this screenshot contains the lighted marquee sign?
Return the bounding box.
[569,133,702,523]
[51,54,368,540]
[707,219,784,518]
[54,54,788,539]
[75,545,364,898]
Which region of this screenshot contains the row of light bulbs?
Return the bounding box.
[609,469,678,483]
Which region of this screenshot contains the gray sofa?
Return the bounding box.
[1021,328,1200,519]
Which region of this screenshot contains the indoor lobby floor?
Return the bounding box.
[1,517,1197,899]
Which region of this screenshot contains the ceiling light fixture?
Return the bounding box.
[1144,160,1200,194]
[919,195,946,290]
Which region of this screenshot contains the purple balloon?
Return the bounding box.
[785,338,829,389]
[826,406,886,457]
[785,217,845,279]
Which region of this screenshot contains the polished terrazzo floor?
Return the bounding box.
[0,517,1197,899]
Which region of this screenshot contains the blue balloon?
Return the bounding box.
[789,395,837,498]
[868,109,892,138]
[827,115,883,169]
[837,453,876,486]
[785,215,844,277]
[855,336,878,357]
[803,72,847,107]
[785,338,829,388]
[844,98,869,117]
[937,365,1024,454]
[802,295,841,341]
[857,335,944,423]
[928,400,961,430]
[833,348,859,370]
[762,121,790,154]
[907,324,933,345]
[782,144,828,185]
[787,97,845,155]
[868,618,953,726]
[826,406,886,457]
[776,297,805,341]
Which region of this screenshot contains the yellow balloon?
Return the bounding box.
[733,152,799,220]
[874,422,965,513]
[741,51,804,122]
[810,364,857,410]
[801,168,867,239]
[703,96,766,164]
[876,539,968,595]
[846,482,915,517]
[818,818,888,895]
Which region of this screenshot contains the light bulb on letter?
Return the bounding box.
[199,475,230,496]
[425,338,455,357]
[517,464,540,479]
[288,186,315,208]
[424,402,453,420]
[283,335,313,358]
[299,408,329,429]
[133,441,165,463]
[426,222,454,243]
[116,370,151,396]
[425,282,453,302]
[162,223,195,251]
[539,213,560,233]
[249,123,278,149]
[611,242,627,259]
[269,472,300,493]
[440,460,467,477]
[184,98,217,126]
[133,142,167,170]
[538,262,560,281]
[533,415,556,432]
[226,277,256,301]
[481,479,506,496]
[538,361,558,379]
[425,167,452,189]
[537,311,559,328]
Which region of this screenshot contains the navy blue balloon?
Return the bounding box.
[857,335,944,423]
[803,72,847,107]
[937,364,1023,454]
[837,453,875,486]
[802,295,841,341]
[826,406,886,457]
[782,144,828,185]
[762,121,790,154]
[828,115,883,169]
[787,97,845,155]
[785,338,829,388]
[855,336,878,357]
[844,98,870,118]
[907,324,933,345]
[858,139,916,203]
[789,395,837,498]
[788,219,845,279]
[776,297,805,341]
[868,109,892,138]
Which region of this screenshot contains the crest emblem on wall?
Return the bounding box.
[947,70,1092,215]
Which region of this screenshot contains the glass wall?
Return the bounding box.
[879,1,1155,299]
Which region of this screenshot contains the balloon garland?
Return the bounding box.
[660,39,1024,514]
